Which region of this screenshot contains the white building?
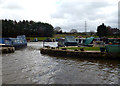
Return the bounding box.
[70,29,77,33]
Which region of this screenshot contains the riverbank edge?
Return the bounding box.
[40,48,120,60]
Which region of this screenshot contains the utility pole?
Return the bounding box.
[85,21,87,33]
[118,1,120,30]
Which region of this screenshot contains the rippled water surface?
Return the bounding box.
[2,42,120,84]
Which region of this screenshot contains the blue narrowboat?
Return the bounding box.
[0,35,27,49]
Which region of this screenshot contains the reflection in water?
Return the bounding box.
[2,42,120,84]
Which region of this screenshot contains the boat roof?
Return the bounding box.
[65,36,77,43]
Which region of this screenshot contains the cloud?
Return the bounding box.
[50,0,118,32]
[0,0,119,32]
[2,3,23,10]
[0,0,57,21]
[0,0,23,10]
[51,0,111,19]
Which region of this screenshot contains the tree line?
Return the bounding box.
[96,23,120,37]
[2,19,120,38]
[2,19,54,37]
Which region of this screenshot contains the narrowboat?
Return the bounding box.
[108,38,120,44]
[76,37,94,47]
[76,38,86,45]
[105,38,120,53]
[0,35,27,49]
[105,45,120,53]
[64,36,78,46]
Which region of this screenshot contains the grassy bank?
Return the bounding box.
[27,37,54,41]
[60,47,100,51]
[27,34,120,41]
[54,34,98,38]
[54,34,120,38]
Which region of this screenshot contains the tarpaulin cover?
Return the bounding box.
[85,37,94,45]
[65,36,77,43]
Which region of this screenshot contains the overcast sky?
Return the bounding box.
[0,0,119,32]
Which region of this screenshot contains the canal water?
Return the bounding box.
[2,42,120,84]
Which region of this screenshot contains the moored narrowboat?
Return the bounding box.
[64,36,78,46]
[0,35,27,49]
[105,44,120,53]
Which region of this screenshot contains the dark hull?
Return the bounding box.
[13,44,27,50]
[65,42,78,46]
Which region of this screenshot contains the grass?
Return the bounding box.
[54,34,120,38]
[27,34,120,41]
[61,47,100,51]
[26,37,55,41]
[54,34,93,38]
[26,33,120,42]
[26,35,99,41]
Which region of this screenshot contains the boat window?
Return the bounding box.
[23,40,26,43]
[19,40,23,43]
[13,40,17,43]
[5,40,10,44]
[17,40,20,43]
[83,40,85,43]
[79,39,81,43]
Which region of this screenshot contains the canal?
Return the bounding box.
[2,42,120,84]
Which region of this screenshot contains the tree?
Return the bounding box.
[2,19,54,37]
[106,26,112,36]
[96,23,108,37]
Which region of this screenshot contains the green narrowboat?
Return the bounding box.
[105,44,120,53]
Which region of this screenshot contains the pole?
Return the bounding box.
[43,41,45,48]
[85,21,87,33]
